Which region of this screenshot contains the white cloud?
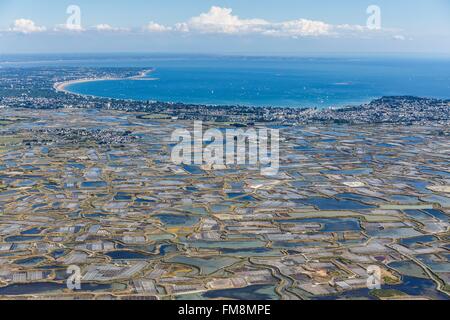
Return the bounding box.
[93,24,115,31]
[53,23,130,33]
[174,22,189,33]
[264,19,332,37]
[9,19,46,34]
[336,24,364,31]
[178,6,269,34]
[171,6,372,38]
[143,21,172,32]
[392,34,406,41]
[91,24,129,32]
[54,23,85,32]
[6,7,394,40]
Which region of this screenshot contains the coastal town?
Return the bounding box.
[0,66,449,300]
[1,67,449,125]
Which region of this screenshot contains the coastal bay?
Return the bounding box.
[56,55,450,108]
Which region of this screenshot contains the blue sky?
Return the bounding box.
[1,0,450,54]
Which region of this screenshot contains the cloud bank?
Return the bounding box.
[143,21,172,32]
[91,24,129,32]
[6,6,397,39]
[171,6,375,37]
[9,19,46,34]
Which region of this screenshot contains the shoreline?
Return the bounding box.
[54,69,374,110]
[54,68,156,95]
[52,69,449,114]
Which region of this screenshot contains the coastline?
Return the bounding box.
[51,69,449,116]
[54,78,112,94]
[54,69,374,109]
[54,68,156,95]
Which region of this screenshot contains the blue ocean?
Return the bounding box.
[8,54,450,108]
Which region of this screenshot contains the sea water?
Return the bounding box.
[4,54,450,108]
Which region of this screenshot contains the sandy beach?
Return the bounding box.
[54,68,156,94]
[54,78,108,94]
